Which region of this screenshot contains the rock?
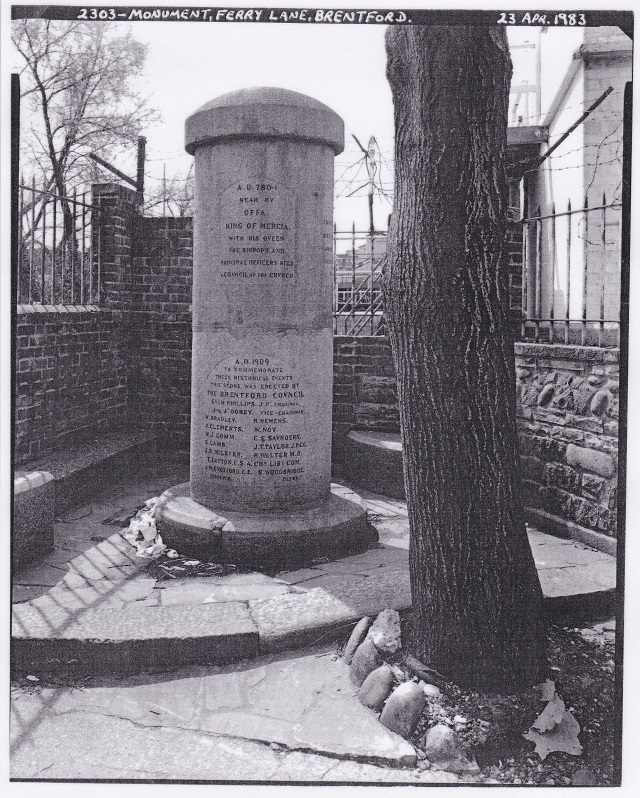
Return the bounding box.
[421,724,480,774]
[604,379,619,394]
[368,609,402,654]
[581,473,605,500]
[538,384,555,406]
[421,724,461,761]
[436,758,481,776]
[590,389,610,416]
[379,681,425,738]
[422,683,441,698]
[350,637,383,686]
[520,383,539,407]
[343,616,372,664]
[358,664,395,712]
[571,767,597,786]
[571,380,595,414]
[453,715,468,724]
[566,443,615,478]
[416,758,431,770]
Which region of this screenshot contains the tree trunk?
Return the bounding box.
[384,25,547,691]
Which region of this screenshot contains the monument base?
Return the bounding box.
[155,482,374,569]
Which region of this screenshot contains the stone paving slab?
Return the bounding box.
[12,602,260,676]
[10,697,459,782]
[364,496,409,518]
[11,473,617,677]
[163,581,291,605]
[11,645,426,775]
[248,588,365,653]
[12,599,257,640]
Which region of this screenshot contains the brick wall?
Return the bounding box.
[128,216,193,450]
[14,307,128,465]
[14,182,620,546]
[93,182,138,312]
[332,336,399,463]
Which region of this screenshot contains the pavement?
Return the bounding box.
[10,461,618,782]
[11,643,465,782]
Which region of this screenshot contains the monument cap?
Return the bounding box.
[185,86,345,156]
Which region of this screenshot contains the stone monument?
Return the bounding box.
[156,87,371,567]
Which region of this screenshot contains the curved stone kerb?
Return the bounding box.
[185,87,345,155]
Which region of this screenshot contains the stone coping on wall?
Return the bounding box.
[514,342,619,363]
[13,470,55,570]
[14,470,54,495]
[22,427,153,476]
[333,338,620,364]
[20,428,157,515]
[16,304,102,315]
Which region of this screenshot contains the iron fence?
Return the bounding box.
[520,192,622,347]
[332,196,622,349]
[333,224,387,336]
[17,180,100,306]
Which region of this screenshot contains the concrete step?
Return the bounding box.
[13,429,158,571]
[342,429,616,556]
[19,427,158,515]
[343,430,405,499]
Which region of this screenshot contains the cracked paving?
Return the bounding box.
[10,643,462,783]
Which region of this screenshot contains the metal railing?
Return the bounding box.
[333,224,387,336]
[17,180,100,306]
[520,192,622,347]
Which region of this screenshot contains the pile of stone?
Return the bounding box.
[344,609,480,774]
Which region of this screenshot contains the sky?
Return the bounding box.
[9,6,542,239]
[94,18,540,237]
[132,21,539,230]
[129,20,395,235]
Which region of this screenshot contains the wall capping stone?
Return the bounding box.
[16,304,102,315]
[514,342,619,363]
[526,507,616,557]
[13,470,54,495]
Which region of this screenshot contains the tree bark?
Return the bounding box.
[385,25,547,691]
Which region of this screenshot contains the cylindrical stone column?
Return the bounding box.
[188,87,342,513]
[157,88,370,567]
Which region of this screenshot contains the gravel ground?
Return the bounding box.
[404,622,617,786]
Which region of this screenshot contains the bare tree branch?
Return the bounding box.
[14,18,158,214]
